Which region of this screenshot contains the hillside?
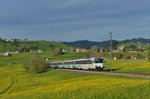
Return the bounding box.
[64,40,118,48]
[1,38,150,53]
[0,40,72,52]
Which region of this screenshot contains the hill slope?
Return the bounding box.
[64,40,118,48]
[0,40,72,52]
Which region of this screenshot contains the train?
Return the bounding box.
[48,57,105,71]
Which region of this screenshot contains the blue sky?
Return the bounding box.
[0,0,150,41]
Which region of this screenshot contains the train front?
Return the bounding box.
[93,57,105,70]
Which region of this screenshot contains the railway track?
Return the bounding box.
[57,69,150,79]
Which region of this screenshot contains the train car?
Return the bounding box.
[48,57,105,70]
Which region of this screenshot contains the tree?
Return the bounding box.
[123,45,137,51]
[112,41,119,49]
[90,46,99,52]
[53,47,64,56]
[23,55,47,73]
[112,52,124,60]
[89,46,99,57]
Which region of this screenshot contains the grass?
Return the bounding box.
[0,52,150,74]
[104,59,150,74]
[0,52,150,99]
[0,40,72,52]
[0,64,150,99]
[45,52,150,74]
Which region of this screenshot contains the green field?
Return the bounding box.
[0,40,72,52]
[0,53,150,99]
[109,59,150,74]
[47,52,150,74]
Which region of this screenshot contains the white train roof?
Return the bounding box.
[50,57,103,63]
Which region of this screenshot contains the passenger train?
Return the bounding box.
[48,57,105,70]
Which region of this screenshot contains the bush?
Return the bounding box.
[112,53,124,60]
[23,55,47,73]
[123,55,131,59]
[53,47,64,56]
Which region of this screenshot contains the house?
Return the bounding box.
[3,52,12,56]
[99,48,106,52]
[136,49,144,52]
[37,49,43,53]
[117,45,124,51]
[62,49,69,53]
[76,48,88,53]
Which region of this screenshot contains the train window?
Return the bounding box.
[99,59,104,63]
[85,60,92,64]
[95,58,104,63]
[64,61,73,64]
[74,61,78,64]
[75,60,92,64]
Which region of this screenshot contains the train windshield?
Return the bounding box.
[95,58,104,63]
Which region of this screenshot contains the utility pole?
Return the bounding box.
[109,32,112,72]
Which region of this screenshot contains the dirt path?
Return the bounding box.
[57,69,150,79]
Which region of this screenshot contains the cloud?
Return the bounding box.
[0,0,150,41]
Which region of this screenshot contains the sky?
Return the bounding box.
[0,0,150,41]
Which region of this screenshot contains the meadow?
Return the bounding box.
[47,52,150,74]
[0,53,150,99]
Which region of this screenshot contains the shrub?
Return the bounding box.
[112,53,124,60]
[123,55,131,59]
[23,55,47,73]
[53,47,64,56]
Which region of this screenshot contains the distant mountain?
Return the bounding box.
[1,38,150,52]
[122,38,150,44]
[65,38,150,48]
[64,40,118,48]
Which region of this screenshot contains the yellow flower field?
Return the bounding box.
[0,53,150,99]
[0,64,150,99]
